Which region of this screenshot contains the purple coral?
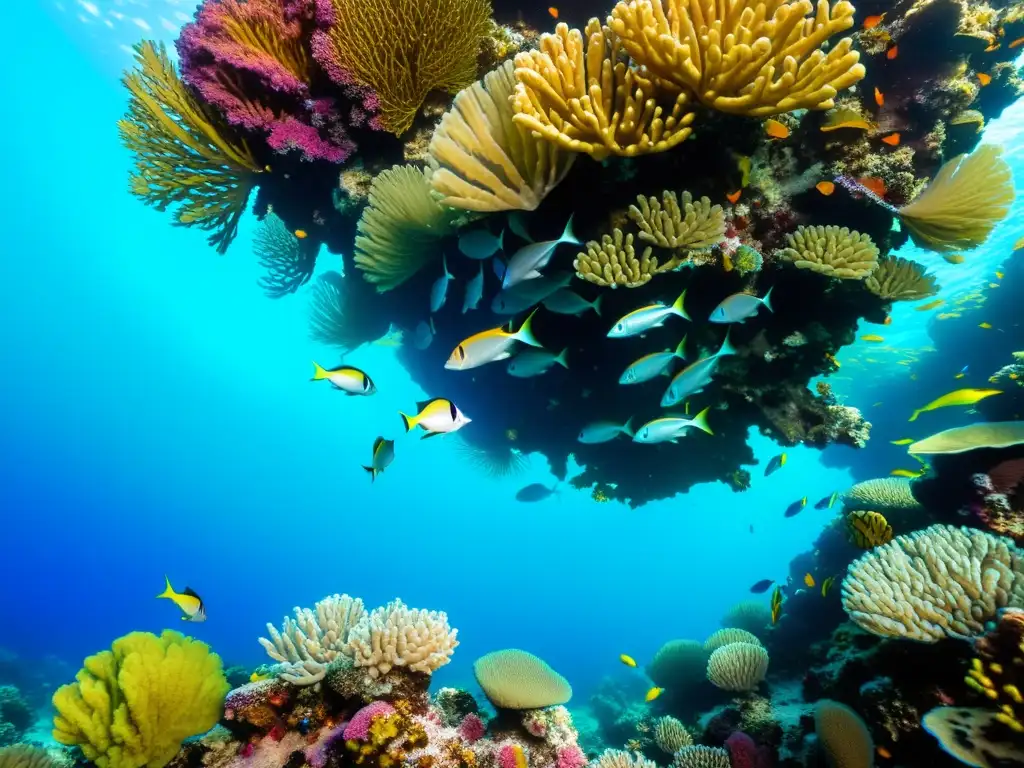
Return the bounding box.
[457,713,486,743]
[344,701,396,741]
[556,746,587,768]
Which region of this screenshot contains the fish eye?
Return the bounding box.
[616,323,624,332]
[457,345,465,361]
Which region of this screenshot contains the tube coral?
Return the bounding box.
[428,61,575,212]
[118,41,261,254]
[512,20,695,160]
[608,0,865,116]
[311,0,492,135]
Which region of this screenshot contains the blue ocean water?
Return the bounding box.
[1,0,1022,736]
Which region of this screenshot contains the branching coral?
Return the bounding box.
[354,165,457,291]
[842,477,922,512]
[706,642,769,692]
[865,255,939,302]
[311,0,492,135]
[898,145,1014,253]
[118,41,261,254]
[608,0,865,116]
[428,61,575,212]
[255,214,318,298]
[841,524,1024,642]
[573,230,662,288]
[259,593,366,685]
[776,225,879,279]
[628,191,726,249]
[512,20,695,160]
[652,716,693,753]
[52,631,228,768]
[347,599,459,678]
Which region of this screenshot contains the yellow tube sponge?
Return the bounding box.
[512,20,695,160]
[428,61,575,212]
[898,145,1014,253]
[608,0,865,116]
[629,191,726,249]
[52,630,228,768]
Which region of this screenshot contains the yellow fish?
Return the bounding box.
[620,654,637,668]
[723,253,734,272]
[890,438,914,445]
[736,154,752,187]
[804,573,816,588]
[446,309,542,370]
[1014,236,1024,251]
[909,388,1002,421]
[156,576,207,622]
[890,468,924,478]
[821,576,836,597]
[847,511,893,549]
[250,672,270,683]
[645,686,664,702]
[979,322,993,329]
[311,363,377,395]
[400,398,472,437]
[861,335,885,342]
[955,373,966,379]
[943,254,965,265]
[915,299,944,311]
[996,271,1004,280]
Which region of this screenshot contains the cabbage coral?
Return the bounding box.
[118,41,262,254]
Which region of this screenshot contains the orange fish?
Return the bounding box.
[883,316,892,326]
[985,42,1000,52]
[859,177,887,197]
[816,181,835,196]
[874,87,884,106]
[726,190,742,203]
[765,119,789,139]
[877,747,892,760]
[863,13,885,29]
[881,133,900,146]
[977,72,992,86]
[886,45,898,60]
[1010,36,1024,49]
[294,229,308,239]
[548,6,558,18]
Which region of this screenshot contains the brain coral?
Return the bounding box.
[842,477,922,512]
[814,700,873,768]
[473,649,572,709]
[841,524,1024,642]
[647,640,709,688]
[706,643,769,692]
[703,628,762,652]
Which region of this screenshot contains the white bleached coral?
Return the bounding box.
[347,599,459,678]
[259,593,366,685]
[841,524,1024,642]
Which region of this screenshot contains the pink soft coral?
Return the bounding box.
[344,701,396,741]
[457,714,486,743]
[556,746,587,768]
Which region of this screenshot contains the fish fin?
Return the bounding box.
[399,411,416,432]
[443,253,453,279]
[372,436,385,453]
[311,361,329,381]
[362,465,377,482]
[523,270,543,280]
[555,348,570,369]
[497,229,505,252]
[561,213,580,245]
[674,335,687,359]
[591,293,603,317]
[514,307,544,348]
[762,286,775,313]
[182,587,202,601]
[622,416,636,437]
[717,330,737,357]
[157,575,175,600]
[493,257,507,281]
[672,289,691,321]
[429,317,436,333]
[908,410,920,422]
[691,407,714,435]
[420,431,443,440]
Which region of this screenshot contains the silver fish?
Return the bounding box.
[430,254,454,313]
[491,272,572,315]
[633,408,713,444]
[463,263,484,313]
[619,337,687,384]
[412,318,436,350]
[608,291,689,338]
[661,333,736,406]
[710,287,774,323]
[577,417,635,444]
[459,229,504,260]
[502,215,579,289]
[508,348,569,378]
[543,289,604,316]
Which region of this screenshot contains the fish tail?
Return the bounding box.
[311,361,329,381]
[762,286,775,313]
[560,213,579,245]
[591,293,603,317]
[443,253,453,279]
[515,307,544,348]
[622,416,636,438]
[692,406,714,435]
[497,228,505,252]
[399,411,417,432]
[908,409,921,422]
[674,335,687,359]
[156,575,175,600]
[555,348,570,369]
[717,330,737,357]
[672,289,691,321]
[362,465,378,482]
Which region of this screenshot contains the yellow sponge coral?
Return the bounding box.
[52,630,228,768]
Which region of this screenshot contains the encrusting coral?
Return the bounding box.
[841,524,1024,642]
[511,20,695,160]
[353,165,457,291]
[608,0,866,116]
[776,225,879,279]
[310,0,492,135]
[573,230,660,288]
[628,191,726,250]
[118,41,261,254]
[864,255,940,302]
[52,630,228,768]
[705,642,769,692]
[427,60,575,213]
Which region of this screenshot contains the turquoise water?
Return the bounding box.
[2,0,1023,743]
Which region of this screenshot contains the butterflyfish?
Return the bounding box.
[311,363,377,395]
[157,576,207,622]
[399,398,472,437]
